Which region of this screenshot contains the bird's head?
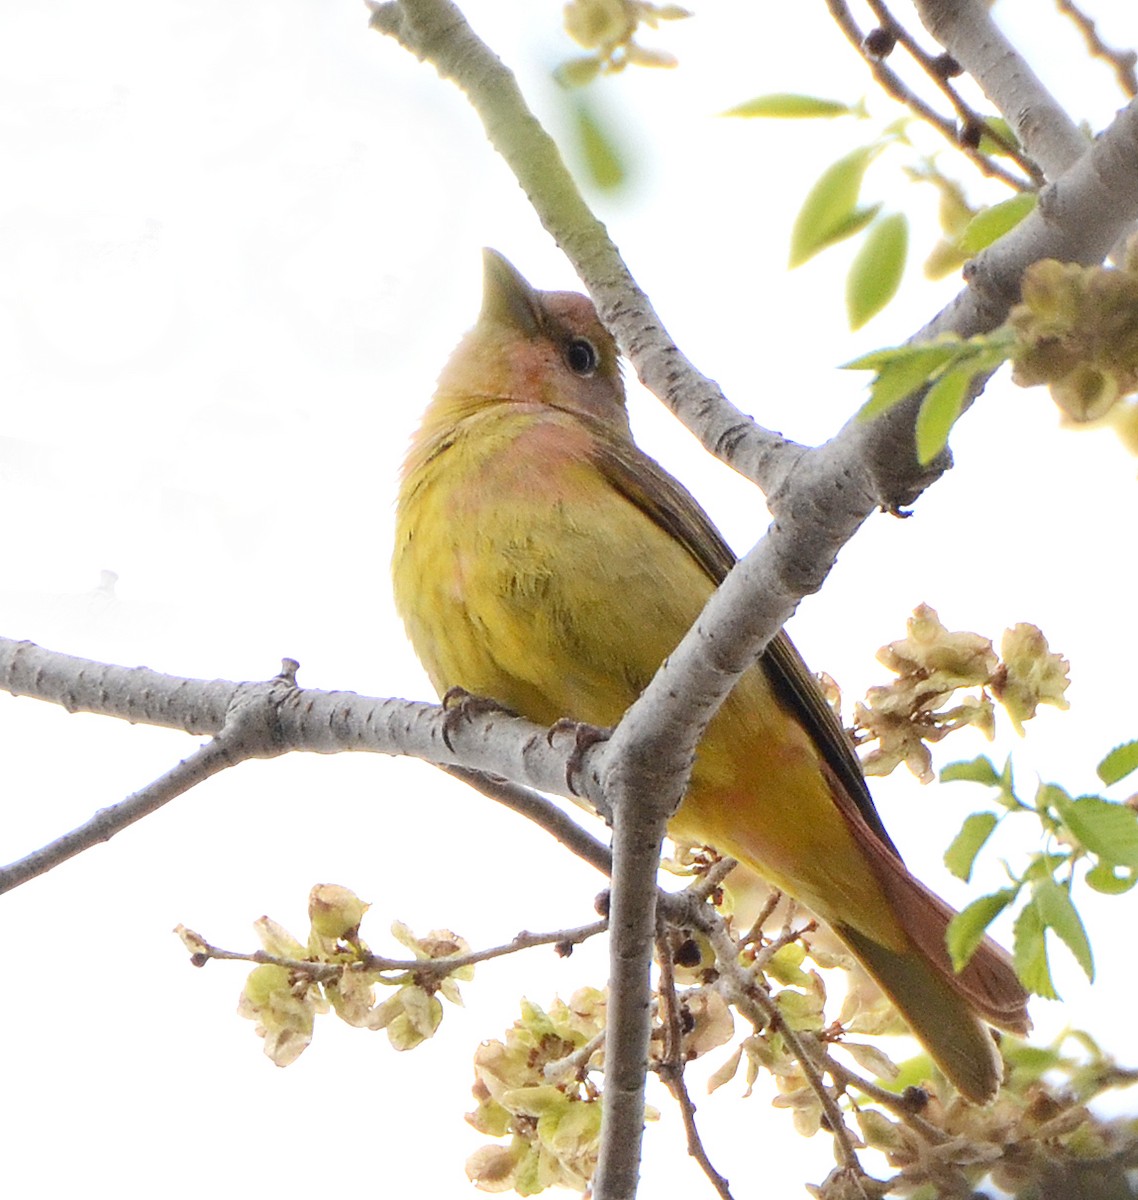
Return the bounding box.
[433,249,628,433]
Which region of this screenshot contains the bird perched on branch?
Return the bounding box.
[392,249,1029,1103]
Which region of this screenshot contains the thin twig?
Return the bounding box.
[865,0,1042,181]
[544,1027,608,1084]
[821,1051,952,1145]
[735,887,783,951]
[444,765,613,876]
[180,919,609,981]
[749,920,817,973]
[912,0,1091,181]
[677,853,738,903]
[1056,0,1138,98]
[823,0,1034,189]
[0,637,611,893]
[655,932,735,1200]
[0,664,300,894]
[691,906,870,1181]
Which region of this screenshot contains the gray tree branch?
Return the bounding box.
[0,637,610,893]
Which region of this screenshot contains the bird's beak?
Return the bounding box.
[481,248,544,338]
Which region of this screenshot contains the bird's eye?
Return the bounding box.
[565,337,599,376]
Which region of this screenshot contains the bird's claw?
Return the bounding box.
[547,718,611,795]
[440,686,519,752]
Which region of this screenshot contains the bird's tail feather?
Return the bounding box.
[839,923,1004,1105]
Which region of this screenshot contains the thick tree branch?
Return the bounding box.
[0,637,612,892]
[923,98,1138,340]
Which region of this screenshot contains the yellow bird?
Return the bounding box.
[393,250,1029,1102]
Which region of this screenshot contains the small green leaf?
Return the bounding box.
[846,212,909,329]
[941,755,1002,787]
[947,888,1017,972]
[842,344,915,372]
[1032,878,1094,981]
[915,363,974,463]
[856,343,962,420]
[570,98,627,192]
[1098,739,1138,786]
[555,56,603,88]
[944,812,999,882]
[722,93,857,119]
[942,755,1022,811]
[959,193,1037,254]
[1003,1040,1062,1082]
[1085,863,1138,894]
[792,205,880,269]
[1054,794,1138,867]
[790,145,880,267]
[1012,901,1057,999]
[977,116,1022,157]
[1022,851,1071,883]
[1035,781,1072,817]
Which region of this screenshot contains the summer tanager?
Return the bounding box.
[393,250,1029,1102]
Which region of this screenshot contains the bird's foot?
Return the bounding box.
[440,686,519,751]
[547,718,611,795]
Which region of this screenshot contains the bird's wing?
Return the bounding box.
[583,418,901,859]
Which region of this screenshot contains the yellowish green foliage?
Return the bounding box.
[850,236,1138,460]
[941,741,1138,998]
[465,991,609,1195]
[214,884,471,1065]
[846,332,1014,463]
[1010,243,1138,422]
[558,0,689,83]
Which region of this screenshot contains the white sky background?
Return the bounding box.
[2,1,1137,1196]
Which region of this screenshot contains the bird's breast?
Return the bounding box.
[394,406,708,724]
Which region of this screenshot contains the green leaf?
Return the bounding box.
[1098,739,1138,786]
[944,812,999,882]
[943,756,1022,813]
[1003,1040,1062,1082]
[959,192,1037,254]
[846,212,909,329]
[722,93,857,119]
[842,344,915,372]
[790,145,880,267]
[915,362,974,463]
[977,115,1022,157]
[570,98,627,192]
[795,205,880,267]
[1054,793,1138,867]
[1032,878,1094,981]
[1012,901,1057,999]
[1023,851,1071,882]
[555,56,602,88]
[856,343,963,420]
[947,888,1017,972]
[1035,781,1072,817]
[1086,862,1138,894]
[940,755,1002,787]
